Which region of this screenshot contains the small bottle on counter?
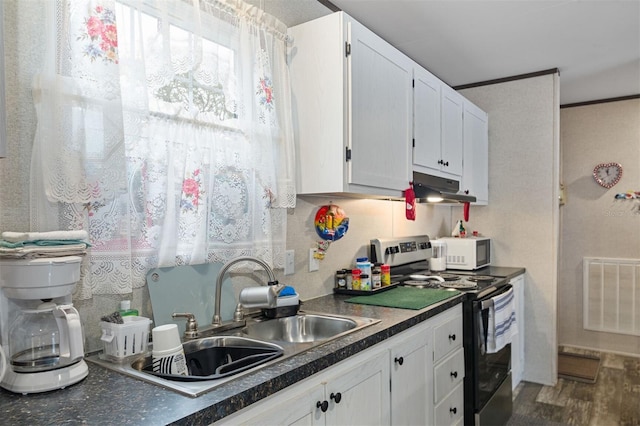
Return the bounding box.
[119,300,139,317]
[335,270,347,289]
[346,271,353,290]
[360,273,371,291]
[371,263,382,289]
[381,264,391,286]
[351,269,362,290]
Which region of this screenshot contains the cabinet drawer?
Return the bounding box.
[434,347,464,402]
[433,313,463,361]
[434,383,464,426]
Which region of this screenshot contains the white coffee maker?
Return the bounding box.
[0,256,88,394]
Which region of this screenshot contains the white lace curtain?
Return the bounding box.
[30,0,296,298]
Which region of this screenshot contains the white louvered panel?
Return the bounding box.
[583,257,640,336]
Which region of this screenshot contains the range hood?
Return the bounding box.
[412,172,476,203]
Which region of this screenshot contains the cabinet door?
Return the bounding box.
[348,17,413,192]
[413,66,442,174]
[433,308,463,363]
[440,86,464,177]
[390,325,432,426]
[434,348,465,403]
[434,383,464,426]
[510,274,525,389]
[325,349,391,425]
[462,100,489,204]
[224,383,325,426]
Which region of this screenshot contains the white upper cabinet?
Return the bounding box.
[440,86,464,177]
[461,100,489,205]
[413,68,464,179]
[288,12,413,198]
[413,66,442,175]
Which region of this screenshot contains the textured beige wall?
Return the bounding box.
[559,99,640,356]
[457,73,561,386]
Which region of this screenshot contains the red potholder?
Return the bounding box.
[405,183,416,221]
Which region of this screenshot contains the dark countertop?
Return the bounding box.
[446,266,525,280]
[0,291,465,426]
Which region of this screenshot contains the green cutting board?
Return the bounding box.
[345,287,460,310]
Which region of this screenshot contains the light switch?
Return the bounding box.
[309,248,319,272]
[285,250,295,275]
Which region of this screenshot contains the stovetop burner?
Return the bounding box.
[465,275,496,282]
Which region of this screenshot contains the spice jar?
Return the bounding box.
[381,264,391,286]
[360,273,371,291]
[351,269,362,290]
[335,270,347,289]
[371,263,382,289]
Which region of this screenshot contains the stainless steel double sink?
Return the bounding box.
[87,311,380,397]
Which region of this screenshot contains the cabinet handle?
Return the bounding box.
[448,334,456,341]
[444,161,449,167]
[316,400,328,412]
[394,356,404,366]
[450,371,458,379]
[450,407,457,415]
[330,392,342,404]
[438,159,444,165]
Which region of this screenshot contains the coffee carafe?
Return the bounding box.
[9,302,84,374]
[430,240,447,271]
[0,256,88,394]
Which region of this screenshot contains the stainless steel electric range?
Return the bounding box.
[370,235,513,426]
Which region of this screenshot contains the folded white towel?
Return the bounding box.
[0,243,88,259]
[2,230,89,243]
[486,287,516,354]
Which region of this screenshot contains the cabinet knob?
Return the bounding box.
[394,356,404,366]
[448,334,456,341]
[316,400,328,412]
[450,371,458,379]
[330,392,342,404]
[438,159,444,165]
[444,161,449,166]
[450,407,457,415]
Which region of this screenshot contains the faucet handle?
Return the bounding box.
[172,312,199,339]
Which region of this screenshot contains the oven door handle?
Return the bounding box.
[479,284,512,310]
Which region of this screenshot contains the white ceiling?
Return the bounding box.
[253,0,640,106]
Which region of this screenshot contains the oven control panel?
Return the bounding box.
[370,236,432,266]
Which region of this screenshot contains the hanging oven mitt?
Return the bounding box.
[405,183,416,221]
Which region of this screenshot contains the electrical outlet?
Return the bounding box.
[285,249,295,275]
[309,248,320,272]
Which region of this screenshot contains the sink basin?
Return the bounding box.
[242,313,360,343]
[87,336,284,397]
[87,312,380,397]
[131,336,284,381]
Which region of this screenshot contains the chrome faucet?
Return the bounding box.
[213,256,282,326]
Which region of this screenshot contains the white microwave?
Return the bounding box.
[438,237,491,270]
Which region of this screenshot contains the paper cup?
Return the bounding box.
[152,324,188,376]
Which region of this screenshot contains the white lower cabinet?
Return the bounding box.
[389,322,433,426]
[215,304,464,426]
[510,273,525,390]
[218,344,390,426]
[431,305,464,426]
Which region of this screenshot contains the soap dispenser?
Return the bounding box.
[119,300,139,317]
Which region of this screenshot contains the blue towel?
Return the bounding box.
[486,287,516,354]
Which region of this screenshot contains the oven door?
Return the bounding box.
[470,285,512,412]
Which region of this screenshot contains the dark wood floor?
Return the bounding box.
[510,348,640,425]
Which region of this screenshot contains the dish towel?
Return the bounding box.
[486,287,516,354]
[2,230,89,243]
